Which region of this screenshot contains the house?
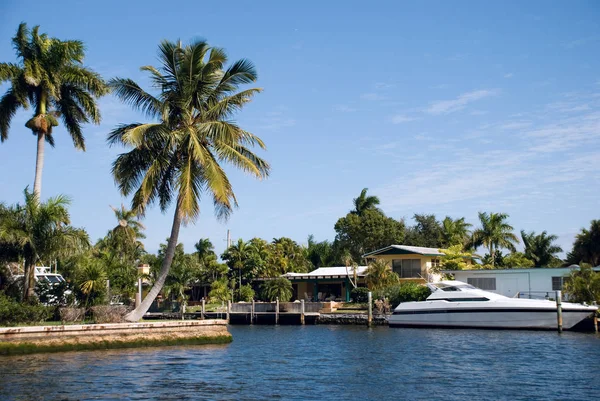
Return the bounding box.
[363,245,466,282]
[446,266,600,298]
[282,266,368,302]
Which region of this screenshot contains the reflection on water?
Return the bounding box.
[1,326,599,400]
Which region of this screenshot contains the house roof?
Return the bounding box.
[362,245,445,258]
[442,266,600,274]
[282,266,368,280]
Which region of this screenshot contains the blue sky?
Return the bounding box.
[1,1,599,257]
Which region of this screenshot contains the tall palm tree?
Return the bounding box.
[108,39,269,321]
[442,216,472,248]
[222,238,253,289]
[100,204,146,263]
[471,212,518,267]
[520,230,563,267]
[0,23,107,197]
[351,188,381,216]
[0,189,90,300]
[194,238,214,261]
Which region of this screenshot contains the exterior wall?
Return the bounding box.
[452,268,576,297]
[368,254,437,283]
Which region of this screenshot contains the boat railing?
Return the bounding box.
[515,291,567,301]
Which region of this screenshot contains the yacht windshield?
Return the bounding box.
[435,283,478,292]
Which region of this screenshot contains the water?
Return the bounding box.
[1,325,599,401]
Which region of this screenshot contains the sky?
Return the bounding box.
[0,1,599,258]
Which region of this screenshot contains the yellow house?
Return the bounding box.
[363,245,458,283]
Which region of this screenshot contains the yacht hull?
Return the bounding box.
[389,304,596,330]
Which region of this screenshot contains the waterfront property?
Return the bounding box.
[363,245,472,282]
[446,266,600,298]
[282,266,368,302]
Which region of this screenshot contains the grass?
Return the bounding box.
[0,335,233,356]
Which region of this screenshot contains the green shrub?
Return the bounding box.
[375,282,431,308]
[235,284,255,302]
[261,278,293,302]
[209,279,231,303]
[0,292,51,326]
[350,287,369,303]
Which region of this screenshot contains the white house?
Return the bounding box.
[445,266,600,298]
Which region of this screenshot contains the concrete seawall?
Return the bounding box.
[0,320,232,355]
[317,313,388,326]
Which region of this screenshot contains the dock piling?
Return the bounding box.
[594,314,598,333]
[275,297,279,325]
[367,291,373,327]
[556,290,563,333]
[251,300,255,325]
[300,300,305,325]
[201,299,205,320]
[226,300,231,323]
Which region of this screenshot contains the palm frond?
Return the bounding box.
[108,78,162,118]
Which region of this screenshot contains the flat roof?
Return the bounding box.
[363,245,445,258]
[443,266,600,273]
[282,266,368,280]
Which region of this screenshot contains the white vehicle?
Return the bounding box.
[14,266,67,285]
[389,280,597,330]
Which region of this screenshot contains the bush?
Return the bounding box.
[0,292,51,326]
[90,305,131,323]
[209,279,231,303]
[375,282,431,308]
[261,278,293,302]
[59,307,86,323]
[235,284,255,302]
[350,287,369,303]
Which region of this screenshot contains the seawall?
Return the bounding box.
[0,320,232,355]
[317,313,388,326]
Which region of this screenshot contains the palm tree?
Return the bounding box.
[0,23,107,197]
[0,189,90,300]
[351,188,381,216]
[442,216,472,248]
[520,230,563,267]
[222,239,253,289]
[100,204,146,263]
[365,260,399,291]
[194,238,215,261]
[566,220,600,266]
[262,277,293,302]
[471,212,518,267]
[108,39,269,321]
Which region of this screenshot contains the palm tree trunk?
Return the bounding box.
[124,203,182,322]
[33,132,45,198]
[22,259,36,301]
[490,245,495,267]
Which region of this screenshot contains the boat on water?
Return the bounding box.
[389,280,597,330]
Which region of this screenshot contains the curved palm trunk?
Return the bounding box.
[125,203,182,322]
[33,132,45,198]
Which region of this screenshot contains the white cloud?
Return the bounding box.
[504,73,514,78]
[360,93,386,101]
[426,90,498,115]
[334,105,357,113]
[391,115,418,124]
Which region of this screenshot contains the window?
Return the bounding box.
[552,276,565,291]
[392,259,422,278]
[467,277,496,291]
[431,258,441,269]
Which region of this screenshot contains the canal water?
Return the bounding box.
[1,325,599,400]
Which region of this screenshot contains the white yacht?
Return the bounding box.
[389,281,597,330]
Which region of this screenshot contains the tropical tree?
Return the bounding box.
[108,39,269,321]
[262,277,293,302]
[405,214,443,248]
[0,23,107,197]
[471,212,519,267]
[364,260,400,291]
[335,208,405,262]
[562,266,600,304]
[306,235,338,270]
[0,189,90,300]
[441,216,472,248]
[502,252,534,268]
[520,230,563,267]
[76,259,108,306]
[194,238,215,261]
[222,239,253,289]
[565,220,600,267]
[351,188,381,216]
[98,204,146,264]
[439,245,475,273]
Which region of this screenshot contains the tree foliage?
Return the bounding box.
[108,39,269,321]
[351,188,381,216]
[261,277,293,302]
[521,230,563,267]
[471,212,519,267]
[563,266,600,304]
[334,209,405,261]
[364,260,399,291]
[566,220,600,267]
[404,214,443,248]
